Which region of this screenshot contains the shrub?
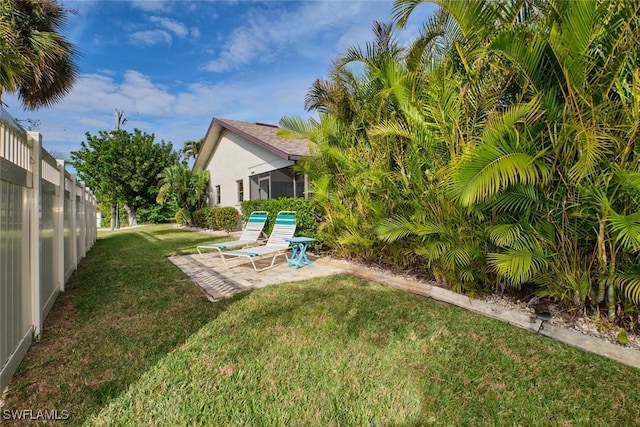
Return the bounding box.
[175,208,191,225]
[137,202,178,224]
[193,207,240,231]
[213,207,241,231]
[193,207,216,229]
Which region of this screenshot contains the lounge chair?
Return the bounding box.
[196,211,269,262]
[221,211,297,271]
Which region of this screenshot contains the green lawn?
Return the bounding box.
[3,224,640,426]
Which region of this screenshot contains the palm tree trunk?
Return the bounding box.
[607,284,616,322]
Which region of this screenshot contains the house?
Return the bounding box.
[193,118,312,208]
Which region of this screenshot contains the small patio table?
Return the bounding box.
[285,237,316,269]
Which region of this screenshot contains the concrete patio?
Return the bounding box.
[169,253,350,302]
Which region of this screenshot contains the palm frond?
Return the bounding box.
[489,28,549,92]
[485,184,542,213]
[595,1,640,97]
[608,210,640,252]
[567,127,614,183]
[404,9,448,71]
[615,275,640,305]
[337,226,377,250]
[376,216,442,243]
[278,116,319,136]
[435,0,502,45]
[488,223,522,247]
[487,248,548,287]
[442,245,475,269]
[452,136,547,206]
[339,21,403,71]
[392,0,430,29]
[481,97,544,146]
[414,240,450,259]
[546,0,598,103]
[613,167,640,196]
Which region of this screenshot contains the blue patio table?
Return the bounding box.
[285,237,316,269]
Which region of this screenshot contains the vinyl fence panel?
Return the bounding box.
[0,111,33,393]
[40,153,62,319]
[0,107,96,392]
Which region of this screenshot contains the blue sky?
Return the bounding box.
[3,0,434,161]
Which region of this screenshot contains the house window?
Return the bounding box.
[270,168,293,198]
[237,180,244,202]
[215,185,221,205]
[249,166,307,200]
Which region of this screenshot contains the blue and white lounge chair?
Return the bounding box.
[196,211,269,261]
[221,211,297,271]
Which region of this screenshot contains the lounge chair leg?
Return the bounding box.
[270,252,287,269]
[215,248,230,267]
[247,252,288,272]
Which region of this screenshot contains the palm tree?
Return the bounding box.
[180,138,204,163]
[387,0,640,317]
[157,162,209,225]
[0,0,78,109]
[282,22,417,260]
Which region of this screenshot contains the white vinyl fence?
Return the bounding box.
[0,106,97,392]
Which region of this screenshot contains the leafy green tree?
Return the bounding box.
[0,0,78,109]
[71,129,177,228]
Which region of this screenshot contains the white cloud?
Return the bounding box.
[130,0,172,13]
[57,71,175,117]
[127,16,198,46]
[204,1,392,73]
[129,29,173,46]
[1,63,314,158]
[119,70,176,115]
[1,1,405,159]
[149,16,190,38]
[205,26,268,72]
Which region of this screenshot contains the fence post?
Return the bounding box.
[70,174,78,272]
[55,160,65,292]
[86,189,96,249]
[27,131,42,335]
[78,182,86,259]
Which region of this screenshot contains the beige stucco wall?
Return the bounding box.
[205,131,293,208]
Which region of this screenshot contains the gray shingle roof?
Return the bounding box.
[215,118,311,160]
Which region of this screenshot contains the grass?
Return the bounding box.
[3,224,640,426]
[1,225,223,424]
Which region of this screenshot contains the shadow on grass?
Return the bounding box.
[1,224,249,426]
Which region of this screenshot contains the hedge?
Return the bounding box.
[192,206,240,231]
[240,198,324,248]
